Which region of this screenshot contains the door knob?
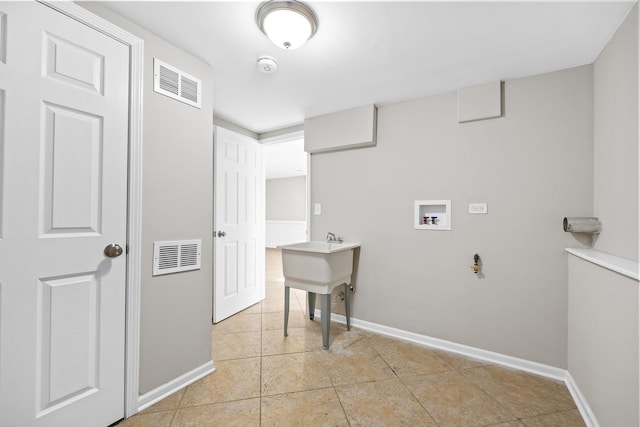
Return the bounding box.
[104,243,124,258]
[217,231,226,238]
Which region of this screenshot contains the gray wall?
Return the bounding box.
[593,4,639,261]
[568,257,638,427]
[81,3,214,394]
[568,6,639,426]
[266,176,307,221]
[311,65,594,368]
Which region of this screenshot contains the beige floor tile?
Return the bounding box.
[320,342,396,387]
[461,366,576,418]
[265,248,283,280]
[486,422,526,427]
[266,277,285,284]
[212,313,261,335]
[212,331,262,360]
[262,327,319,355]
[292,321,338,352]
[292,288,309,307]
[298,323,370,353]
[118,410,174,427]
[261,295,288,313]
[261,388,349,427]
[240,302,262,315]
[262,309,309,331]
[265,281,284,295]
[325,326,371,351]
[366,333,408,348]
[336,378,438,426]
[180,358,260,407]
[374,340,454,377]
[172,398,260,427]
[403,371,515,427]
[521,409,586,427]
[261,352,332,396]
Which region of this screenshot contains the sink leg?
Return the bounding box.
[307,292,316,320]
[284,286,290,337]
[344,283,351,331]
[321,294,331,350]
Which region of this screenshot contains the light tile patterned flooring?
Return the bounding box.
[121,249,585,427]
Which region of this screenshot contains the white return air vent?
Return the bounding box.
[153,239,202,276]
[153,58,202,108]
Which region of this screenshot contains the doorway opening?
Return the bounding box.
[264,136,309,249]
[263,132,309,296]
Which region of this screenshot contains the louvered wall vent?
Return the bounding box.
[153,239,202,276]
[153,58,202,108]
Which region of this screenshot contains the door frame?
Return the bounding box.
[40,1,144,418]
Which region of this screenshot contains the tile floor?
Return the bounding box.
[120,249,585,427]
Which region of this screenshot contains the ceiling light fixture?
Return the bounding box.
[256,1,318,50]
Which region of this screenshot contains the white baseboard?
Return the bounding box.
[565,372,600,427]
[137,360,216,412]
[316,309,599,427]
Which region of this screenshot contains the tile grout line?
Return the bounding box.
[455,365,520,425]
[369,337,442,426]
[332,384,353,427]
[168,384,188,426]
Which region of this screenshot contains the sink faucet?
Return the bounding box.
[326,232,343,243]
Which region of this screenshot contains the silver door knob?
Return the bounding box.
[104,243,123,258]
[217,231,226,238]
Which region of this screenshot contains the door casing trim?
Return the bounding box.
[38,1,144,419]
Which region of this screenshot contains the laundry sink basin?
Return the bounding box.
[278,240,360,349]
[278,241,360,293]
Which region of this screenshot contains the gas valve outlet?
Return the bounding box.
[471,254,480,274]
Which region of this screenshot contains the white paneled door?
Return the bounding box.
[213,127,265,323]
[0,2,130,426]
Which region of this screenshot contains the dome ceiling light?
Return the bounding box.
[256,1,318,50]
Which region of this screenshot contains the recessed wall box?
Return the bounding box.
[415,200,451,230]
[304,104,377,153]
[457,81,502,123]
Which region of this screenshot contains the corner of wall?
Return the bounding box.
[592,3,639,261]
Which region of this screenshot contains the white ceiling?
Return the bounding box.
[100,1,635,134]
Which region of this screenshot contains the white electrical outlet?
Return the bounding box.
[314,203,322,215]
[468,203,488,214]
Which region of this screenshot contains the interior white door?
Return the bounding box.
[0,2,130,426]
[213,127,265,322]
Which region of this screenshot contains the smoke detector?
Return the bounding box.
[257,56,278,74]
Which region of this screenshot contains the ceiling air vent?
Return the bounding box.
[153,58,202,109]
[153,239,202,276]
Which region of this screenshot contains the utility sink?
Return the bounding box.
[279,241,360,293]
[278,241,360,349]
